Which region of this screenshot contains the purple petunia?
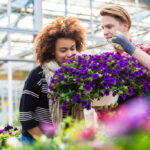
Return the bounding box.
[76,78,81,83]
[102,68,109,74]
[128,86,134,96]
[81,100,88,107]
[48,52,149,112]
[72,96,79,103]
[142,86,149,93]
[121,93,126,100]
[86,104,91,110]
[104,89,110,96]
[92,73,99,80]
[48,85,53,91]
[134,71,140,77]
[83,84,91,92]
[109,78,116,85]
[129,76,134,81]
[61,105,67,112]
[88,81,95,88]
[99,92,104,97]
[102,81,109,88]
[75,71,81,76]
[68,68,75,73]
[64,78,68,83]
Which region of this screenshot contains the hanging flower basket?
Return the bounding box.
[48,52,150,112]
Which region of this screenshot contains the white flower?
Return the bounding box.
[7,137,21,147]
[40,135,48,142]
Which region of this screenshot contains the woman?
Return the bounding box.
[19,17,86,143]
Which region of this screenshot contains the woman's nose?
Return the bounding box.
[67,50,72,57]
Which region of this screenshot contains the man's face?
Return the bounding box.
[101,15,127,42]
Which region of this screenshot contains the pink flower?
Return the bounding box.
[39,123,58,138]
[105,96,150,136]
[90,140,103,149]
[80,127,96,141]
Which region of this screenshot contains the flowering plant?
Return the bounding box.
[48,52,150,111]
[0,125,20,148]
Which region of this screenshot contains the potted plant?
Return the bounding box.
[48,52,150,112]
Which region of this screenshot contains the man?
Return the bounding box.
[100,5,150,69]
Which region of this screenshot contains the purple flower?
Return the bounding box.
[55,94,60,99]
[102,81,109,88]
[128,86,133,96]
[104,89,110,96]
[116,66,122,72]
[40,123,58,138]
[140,79,146,84]
[83,84,91,91]
[86,104,91,110]
[118,76,122,83]
[109,78,116,85]
[52,99,56,104]
[112,69,117,74]
[4,125,13,131]
[57,68,63,74]
[14,127,18,131]
[76,78,81,83]
[102,68,109,74]
[138,69,144,75]
[82,69,88,74]
[50,78,55,84]
[0,129,4,134]
[82,74,88,79]
[134,71,140,77]
[142,86,149,93]
[92,73,99,80]
[124,66,130,72]
[103,63,108,68]
[132,63,138,67]
[112,89,119,97]
[88,81,95,88]
[63,78,68,83]
[129,76,134,81]
[72,96,78,103]
[58,75,64,81]
[75,71,81,76]
[68,68,75,73]
[81,93,85,98]
[81,100,88,107]
[103,75,110,80]
[63,100,67,105]
[124,72,129,77]
[48,85,53,91]
[62,105,67,112]
[121,93,126,100]
[99,92,104,97]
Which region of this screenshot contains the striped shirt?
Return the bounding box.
[19,66,52,138]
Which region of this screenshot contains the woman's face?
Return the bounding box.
[54,38,77,64]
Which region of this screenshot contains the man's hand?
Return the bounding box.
[111,34,136,56]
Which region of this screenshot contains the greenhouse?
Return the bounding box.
[0,0,150,149]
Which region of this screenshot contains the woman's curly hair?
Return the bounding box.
[35,17,86,66]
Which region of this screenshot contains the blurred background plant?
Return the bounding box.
[1,95,150,150]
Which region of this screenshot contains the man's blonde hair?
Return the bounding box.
[100,5,131,30]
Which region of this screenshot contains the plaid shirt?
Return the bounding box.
[115,39,150,56]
